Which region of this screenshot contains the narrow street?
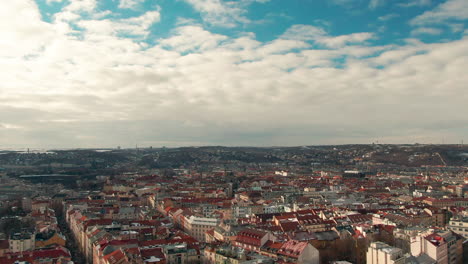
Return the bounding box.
[56,209,86,264]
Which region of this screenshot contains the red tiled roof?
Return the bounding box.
[33,247,71,259]
[277,240,308,259]
[0,247,71,264]
[103,249,127,264]
[263,240,284,250]
[280,221,300,232]
[141,247,165,259]
[235,229,267,247]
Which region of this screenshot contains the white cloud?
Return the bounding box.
[280,25,326,41]
[182,0,246,27]
[378,13,399,21]
[281,25,374,49]
[411,27,443,35]
[329,0,354,7]
[369,0,385,9]
[76,10,160,38]
[448,23,464,33]
[398,0,431,8]
[0,0,55,57]
[318,33,374,48]
[182,0,269,27]
[119,0,144,9]
[159,26,227,52]
[0,1,467,147]
[411,0,468,25]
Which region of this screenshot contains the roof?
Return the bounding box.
[140,247,165,259]
[103,249,127,264]
[0,247,71,264]
[235,229,268,247]
[280,221,300,232]
[425,234,445,247]
[314,231,339,241]
[277,240,309,259]
[347,214,372,224]
[262,240,284,251]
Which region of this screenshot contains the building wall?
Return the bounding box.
[424,241,448,264]
[367,242,405,264]
[448,218,468,239]
[183,215,219,243]
[298,244,320,264]
[9,236,35,252]
[35,233,66,248]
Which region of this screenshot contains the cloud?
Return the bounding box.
[329,0,356,7]
[182,0,246,27]
[448,23,464,33]
[280,25,374,49]
[317,33,374,48]
[398,0,431,8]
[159,26,228,52]
[0,1,467,147]
[77,10,160,38]
[378,13,399,21]
[369,0,385,9]
[411,27,443,35]
[0,0,55,57]
[281,24,327,41]
[118,0,145,10]
[411,0,468,25]
[182,0,269,27]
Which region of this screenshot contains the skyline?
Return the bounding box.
[1,0,467,148]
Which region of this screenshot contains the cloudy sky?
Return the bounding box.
[0,0,467,148]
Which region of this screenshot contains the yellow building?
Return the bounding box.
[35,232,66,248]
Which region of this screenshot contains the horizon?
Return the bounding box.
[1,0,467,147]
[1,142,467,152]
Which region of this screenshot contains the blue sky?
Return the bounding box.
[0,0,467,148]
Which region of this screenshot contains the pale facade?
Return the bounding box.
[183,215,219,242]
[367,242,405,264]
[448,216,468,239]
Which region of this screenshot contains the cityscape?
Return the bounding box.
[0,144,467,263]
[1,0,468,263]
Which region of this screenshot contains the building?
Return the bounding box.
[9,232,35,253]
[366,242,405,264]
[275,240,320,264]
[35,232,66,248]
[448,216,468,240]
[234,229,275,252]
[409,230,463,264]
[182,215,219,243]
[342,171,366,179]
[163,243,200,264]
[424,208,447,227]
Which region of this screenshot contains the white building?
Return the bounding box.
[183,215,219,242]
[367,242,405,264]
[9,233,35,253]
[448,216,468,239]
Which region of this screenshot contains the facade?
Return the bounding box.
[9,233,35,253]
[234,229,275,252]
[448,216,468,239]
[164,243,200,264]
[276,240,320,264]
[35,232,66,248]
[366,242,405,264]
[183,215,220,243]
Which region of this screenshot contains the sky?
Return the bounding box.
[0,0,467,148]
